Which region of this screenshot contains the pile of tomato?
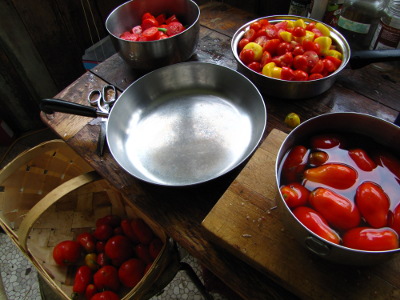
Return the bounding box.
[237,18,343,81]
[119,12,185,42]
[52,215,163,300]
[279,133,400,251]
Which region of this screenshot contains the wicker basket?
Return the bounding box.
[0,140,174,299]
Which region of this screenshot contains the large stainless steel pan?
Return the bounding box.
[41,62,267,187]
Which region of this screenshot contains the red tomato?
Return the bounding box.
[310,60,324,74]
[292,26,306,37]
[131,219,154,245]
[141,17,159,30]
[121,219,139,243]
[311,28,323,38]
[155,14,166,25]
[308,151,329,166]
[96,241,106,253]
[272,52,293,67]
[325,56,342,69]
[275,21,288,31]
[263,39,280,55]
[165,14,178,24]
[374,151,400,179]
[254,35,268,48]
[276,42,291,55]
[304,163,358,190]
[293,206,340,244]
[281,145,309,183]
[73,265,92,294]
[264,25,279,39]
[308,73,324,80]
[292,45,305,56]
[250,21,262,32]
[96,215,121,228]
[94,224,113,241]
[239,48,255,65]
[166,21,184,36]
[293,55,308,71]
[305,22,316,31]
[53,240,82,266]
[243,28,256,42]
[91,291,120,300]
[149,237,164,260]
[118,258,146,288]
[85,284,97,300]
[281,67,295,80]
[260,51,272,67]
[76,232,96,253]
[238,38,250,50]
[310,134,344,149]
[247,61,262,72]
[303,40,321,55]
[309,187,361,231]
[389,204,400,235]
[94,265,120,292]
[120,31,139,41]
[96,252,111,267]
[105,235,134,266]
[280,182,310,209]
[293,69,308,81]
[349,148,377,171]
[322,58,337,73]
[356,182,390,228]
[141,12,154,21]
[131,25,142,35]
[142,26,161,41]
[303,50,319,70]
[135,244,153,264]
[342,227,399,251]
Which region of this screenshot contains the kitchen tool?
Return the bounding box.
[88,85,117,156]
[105,0,200,70]
[275,112,400,265]
[40,62,267,187]
[231,15,400,99]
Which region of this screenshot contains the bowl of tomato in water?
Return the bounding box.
[275,112,400,265]
[231,15,350,99]
[105,0,200,70]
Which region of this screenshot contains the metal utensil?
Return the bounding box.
[88,85,116,156]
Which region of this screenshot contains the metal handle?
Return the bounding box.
[40,98,108,118]
[350,49,400,69]
[304,236,331,257]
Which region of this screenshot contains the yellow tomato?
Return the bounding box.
[243,42,263,61]
[285,113,301,128]
[315,22,330,37]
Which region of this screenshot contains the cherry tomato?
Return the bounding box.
[272,52,293,68]
[238,38,250,51]
[349,148,377,171]
[53,240,83,266]
[91,291,120,300]
[305,21,316,31]
[105,235,134,266]
[292,26,306,37]
[303,50,319,70]
[281,145,309,184]
[293,55,308,71]
[96,252,111,267]
[308,73,324,80]
[309,187,361,231]
[342,227,399,251]
[356,182,390,228]
[250,21,262,32]
[303,40,321,54]
[293,69,308,81]
[149,237,164,260]
[248,61,262,72]
[118,258,146,288]
[260,51,272,67]
[308,151,329,166]
[264,25,279,39]
[76,232,96,253]
[304,163,357,190]
[280,182,310,209]
[131,219,154,245]
[263,39,280,55]
[239,48,255,65]
[310,60,324,74]
[96,241,106,253]
[165,14,178,24]
[293,206,340,244]
[85,253,99,270]
[292,45,305,56]
[243,28,256,42]
[93,224,113,241]
[281,67,295,80]
[141,17,159,30]
[142,26,161,41]
[276,42,291,55]
[322,58,337,73]
[254,35,268,48]
[73,265,92,294]
[325,56,342,69]
[94,265,120,292]
[155,14,166,25]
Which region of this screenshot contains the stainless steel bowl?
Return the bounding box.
[275,112,400,265]
[231,15,351,99]
[106,0,200,70]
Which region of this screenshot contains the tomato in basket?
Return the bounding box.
[53,240,83,266]
[118,258,146,288]
[94,265,120,292]
[91,291,120,300]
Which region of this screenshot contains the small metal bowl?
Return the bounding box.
[275,112,400,265]
[231,15,351,99]
[105,0,200,70]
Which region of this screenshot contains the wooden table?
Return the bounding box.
[40,3,400,300]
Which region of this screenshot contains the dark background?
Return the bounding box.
[0,0,290,136]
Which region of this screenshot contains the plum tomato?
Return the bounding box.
[76,232,96,253]
[310,134,344,149]
[121,219,139,243]
[281,145,309,184]
[84,284,97,300]
[53,240,83,266]
[309,187,361,231]
[304,163,357,190]
[342,227,399,251]
[293,206,340,244]
[348,148,377,171]
[389,204,400,235]
[135,243,153,264]
[118,258,146,288]
[73,265,92,294]
[355,181,390,228]
[280,182,310,209]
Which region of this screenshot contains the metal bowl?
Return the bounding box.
[105,0,200,70]
[231,15,351,99]
[275,112,400,265]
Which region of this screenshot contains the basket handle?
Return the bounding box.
[17,170,102,251]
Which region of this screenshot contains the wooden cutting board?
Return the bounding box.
[201,129,400,300]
